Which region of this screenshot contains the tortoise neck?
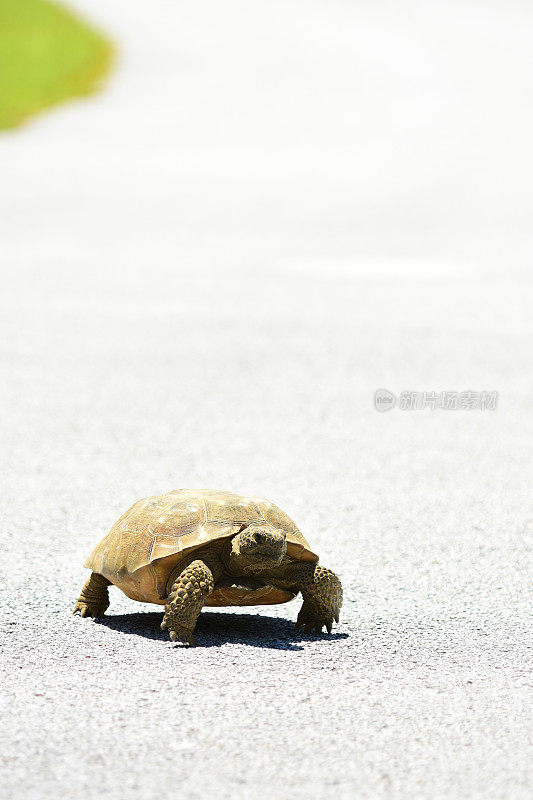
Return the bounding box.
[219,537,236,574]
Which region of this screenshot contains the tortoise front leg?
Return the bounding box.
[73,572,111,618]
[161,559,222,646]
[273,562,342,634]
[294,563,342,633]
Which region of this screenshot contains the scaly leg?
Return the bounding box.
[73,572,111,618]
[294,563,342,633]
[161,559,222,646]
[271,562,342,634]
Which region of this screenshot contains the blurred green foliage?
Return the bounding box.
[0,0,113,129]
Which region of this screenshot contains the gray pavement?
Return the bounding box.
[1,2,532,799]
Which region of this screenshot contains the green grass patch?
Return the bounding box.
[0,0,113,130]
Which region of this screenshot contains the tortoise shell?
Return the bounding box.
[85,489,318,607]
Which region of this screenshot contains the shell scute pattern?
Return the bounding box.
[254,497,297,531]
[203,492,261,526]
[149,496,204,538]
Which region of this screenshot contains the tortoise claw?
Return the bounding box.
[165,621,196,647]
[74,601,107,618]
[296,599,339,637]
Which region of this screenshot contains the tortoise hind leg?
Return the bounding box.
[73,572,111,618]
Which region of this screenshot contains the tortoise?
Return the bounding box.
[74,489,342,645]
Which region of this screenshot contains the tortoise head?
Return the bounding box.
[228,523,287,574]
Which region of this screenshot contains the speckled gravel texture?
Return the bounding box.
[1,2,532,799]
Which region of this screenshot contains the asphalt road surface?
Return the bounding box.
[1,2,532,798]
